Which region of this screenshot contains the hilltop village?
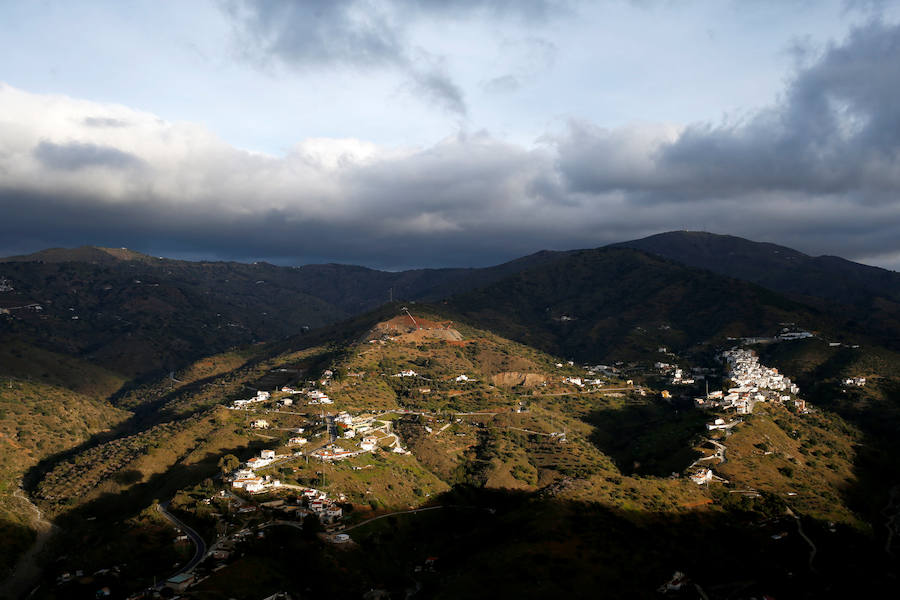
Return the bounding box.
[696,348,805,415]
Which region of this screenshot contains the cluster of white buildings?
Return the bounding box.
[315,412,407,459]
[843,377,867,387]
[311,444,363,461]
[233,384,334,407]
[307,389,333,404]
[299,487,343,522]
[311,434,383,461]
[722,349,799,394]
[695,349,804,415]
[563,376,604,388]
[230,449,283,493]
[230,390,271,409]
[334,412,377,439]
[656,362,697,385]
[671,368,695,385]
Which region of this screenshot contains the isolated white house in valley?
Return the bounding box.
[690,469,713,485]
[392,369,418,377]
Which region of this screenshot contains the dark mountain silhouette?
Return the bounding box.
[613,231,900,348]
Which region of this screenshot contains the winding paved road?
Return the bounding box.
[155,502,207,587]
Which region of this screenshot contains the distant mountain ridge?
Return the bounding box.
[4,232,897,374]
[0,246,566,376]
[613,231,900,304]
[447,246,832,362]
[612,231,900,347]
[1,245,567,315]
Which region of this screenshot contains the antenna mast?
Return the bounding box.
[401,306,418,330]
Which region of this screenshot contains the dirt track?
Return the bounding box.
[0,488,58,600]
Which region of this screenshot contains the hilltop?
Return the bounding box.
[0,246,160,265]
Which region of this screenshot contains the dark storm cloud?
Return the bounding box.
[1,132,579,268]
[33,141,142,171]
[657,20,900,199]
[0,180,564,270]
[221,0,568,115]
[559,21,900,202]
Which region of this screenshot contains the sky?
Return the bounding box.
[1,0,900,271]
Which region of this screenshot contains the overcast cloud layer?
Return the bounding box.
[1,1,900,270]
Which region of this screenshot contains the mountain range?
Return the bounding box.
[3,231,897,378]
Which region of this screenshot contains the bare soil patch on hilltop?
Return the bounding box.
[369,315,464,343]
